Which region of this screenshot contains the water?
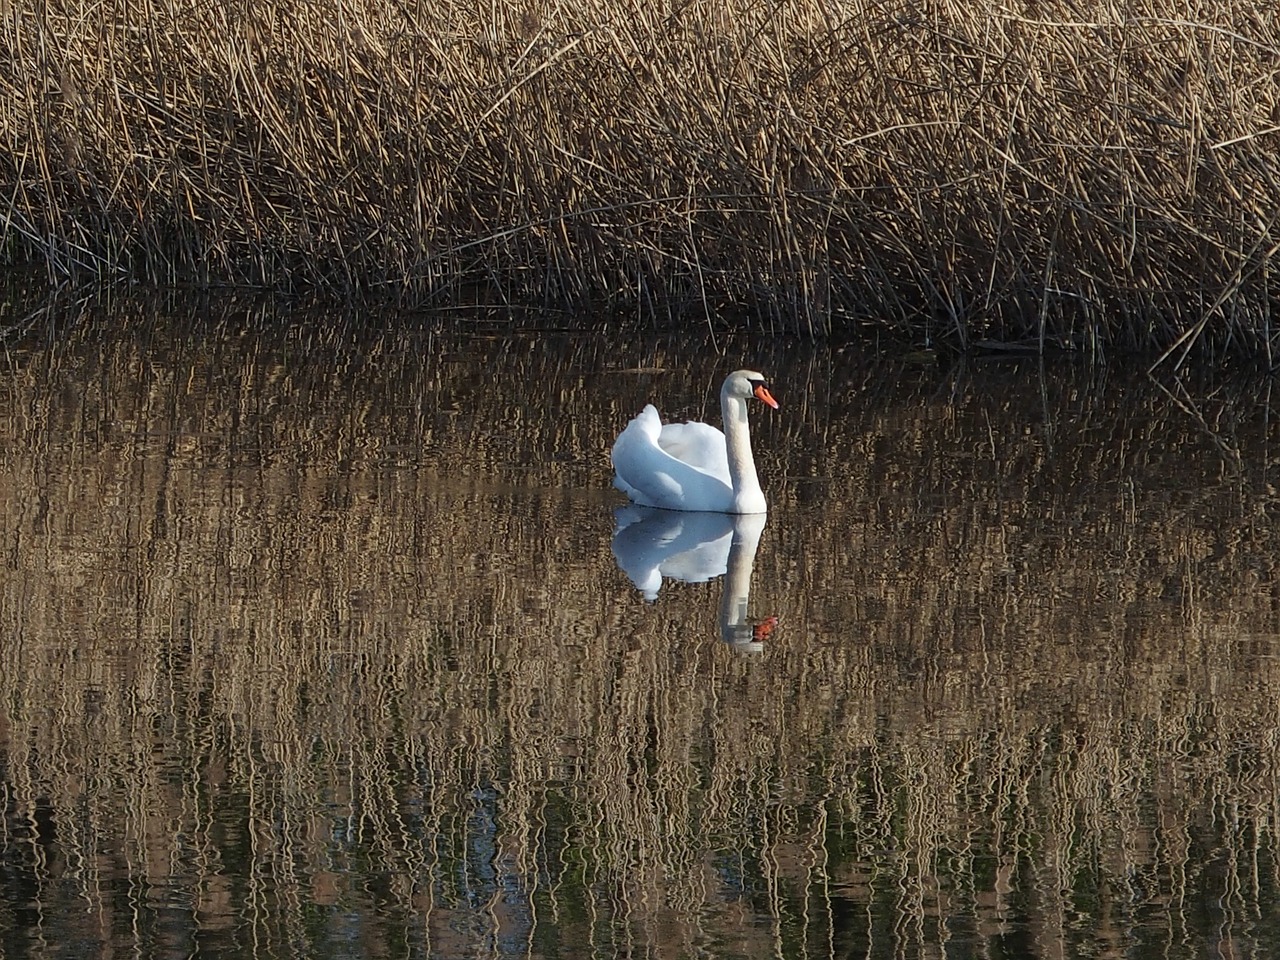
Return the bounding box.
[1,297,1279,958]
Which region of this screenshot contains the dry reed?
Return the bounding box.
[3,0,1279,358]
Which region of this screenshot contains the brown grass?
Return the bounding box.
[2,0,1280,358]
[3,0,1280,356]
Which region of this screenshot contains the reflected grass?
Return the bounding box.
[1,299,1279,957]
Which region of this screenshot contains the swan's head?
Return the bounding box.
[724,370,779,409]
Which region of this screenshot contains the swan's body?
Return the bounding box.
[611,370,778,514]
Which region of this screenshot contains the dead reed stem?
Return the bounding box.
[5,0,1280,354]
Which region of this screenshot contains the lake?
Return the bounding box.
[2,295,1278,958]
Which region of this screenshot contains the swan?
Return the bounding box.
[611,369,778,514]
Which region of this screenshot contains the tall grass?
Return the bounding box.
[3,0,1280,349]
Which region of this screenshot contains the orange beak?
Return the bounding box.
[754,384,779,409]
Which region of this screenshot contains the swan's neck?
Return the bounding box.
[721,388,766,513]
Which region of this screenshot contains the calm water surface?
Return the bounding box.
[2,299,1279,959]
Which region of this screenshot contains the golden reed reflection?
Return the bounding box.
[0,295,1278,957]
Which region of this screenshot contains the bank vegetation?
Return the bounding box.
[3,0,1280,359]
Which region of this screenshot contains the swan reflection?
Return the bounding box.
[611,506,776,652]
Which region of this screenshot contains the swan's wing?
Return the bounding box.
[656,421,729,483]
[611,406,734,512]
[612,406,678,504]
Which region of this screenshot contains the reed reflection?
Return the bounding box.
[611,506,775,651]
[4,295,1280,960]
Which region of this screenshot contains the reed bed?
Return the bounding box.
[3,0,1280,356]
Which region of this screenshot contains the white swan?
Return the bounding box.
[611,370,778,514]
